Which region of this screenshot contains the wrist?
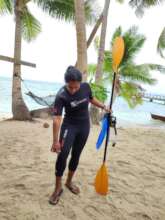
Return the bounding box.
[53,139,58,143]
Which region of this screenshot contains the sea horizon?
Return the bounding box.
[1,75,165,128]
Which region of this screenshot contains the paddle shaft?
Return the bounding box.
[103,72,116,163]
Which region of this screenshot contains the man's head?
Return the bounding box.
[64,66,82,95]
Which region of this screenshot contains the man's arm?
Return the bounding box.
[53,116,62,143]
[90,97,111,112]
[90,97,105,110]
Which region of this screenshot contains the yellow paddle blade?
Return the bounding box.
[112,37,125,72]
[94,163,108,195]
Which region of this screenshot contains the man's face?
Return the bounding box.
[66,81,80,95]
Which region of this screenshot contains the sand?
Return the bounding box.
[0,118,165,220]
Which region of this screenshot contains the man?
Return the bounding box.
[49,66,110,205]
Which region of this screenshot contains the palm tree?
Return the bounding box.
[89,0,110,124]
[74,0,88,81]
[95,0,110,83]
[89,26,165,123]
[0,0,41,120]
[0,0,99,120]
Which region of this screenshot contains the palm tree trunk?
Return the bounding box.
[91,0,110,125]
[87,13,103,48]
[12,5,32,120]
[95,0,110,82]
[74,0,88,82]
[113,74,120,103]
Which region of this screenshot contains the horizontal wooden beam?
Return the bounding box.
[0,55,36,68]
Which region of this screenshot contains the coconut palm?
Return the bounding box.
[0,0,99,120]
[89,26,165,115]
[74,0,88,81]
[95,0,110,83]
[0,0,41,120]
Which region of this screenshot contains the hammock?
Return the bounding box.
[26,91,56,107]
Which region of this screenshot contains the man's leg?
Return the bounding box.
[49,124,76,204]
[65,123,90,194]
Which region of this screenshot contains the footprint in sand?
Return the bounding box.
[116,160,131,166]
[63,205,77,220]
[131,212,152,220]
[83,205,102,220]
[14,183,26,190]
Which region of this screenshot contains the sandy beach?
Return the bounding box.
[0,118,165,220]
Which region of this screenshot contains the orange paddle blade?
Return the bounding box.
[112,37,125,72]
[94,163,108,195]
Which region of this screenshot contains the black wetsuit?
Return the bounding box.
[53,82,93,176]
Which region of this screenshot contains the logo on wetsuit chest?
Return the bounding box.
[70,98,87,108]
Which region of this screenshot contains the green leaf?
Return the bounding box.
[88,25,165,109]
[34,0,100,24]
[90,83,108,102]
[120,82,143,108]
[0,0,12,14]
[21,7,41,41]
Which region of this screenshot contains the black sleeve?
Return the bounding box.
[87,83,93,100]
[52,95,64,116]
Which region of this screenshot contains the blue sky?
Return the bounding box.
[0,0,165,93]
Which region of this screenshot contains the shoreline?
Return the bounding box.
[0,113,165,129]
[0,113,12,121]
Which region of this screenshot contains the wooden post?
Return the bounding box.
[0,55,36,68]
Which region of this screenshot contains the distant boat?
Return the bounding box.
[151,113,165,122]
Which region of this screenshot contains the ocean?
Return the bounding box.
[0,76,165,127]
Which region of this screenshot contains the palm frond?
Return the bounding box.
[120,81,143,108]
[122,26,146,64]
[90,82,108,102]
[157,27,165,58]
[34,0,100,23]
[21,7,41,41]
[111,26,122,46]
[121,64,157,85]
[103,50,113,73]
[138,63,165,73]
[35,0,75,21]
[0,0,12,14]
[129,0,165,17]
[110,26,146,66]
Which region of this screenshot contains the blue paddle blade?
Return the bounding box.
[96,116,108,150]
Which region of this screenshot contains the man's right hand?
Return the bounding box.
[51,141,61,153]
